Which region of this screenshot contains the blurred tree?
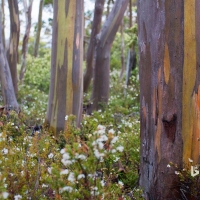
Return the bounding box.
[0,9,18,110]
[138,0,200,198]
[1,0,5,49]
[33,0,44,57]
[7,0,20,95]
[46,0,83,134]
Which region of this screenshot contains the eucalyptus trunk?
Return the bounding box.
[46,0,83,134]
[7,0,20,95]
[138,0,200,198]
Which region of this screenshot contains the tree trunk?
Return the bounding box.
[119,20,125,81]
[129,0,132,28]
[7,0,20,95]
[33,0,44,57]
[19,0,33,82]
[1,0,5,49]
[138,0,200,198]
[46,0,83,134]
[83,0,105,93]
[0,10,18,110]
[91,0,129,111]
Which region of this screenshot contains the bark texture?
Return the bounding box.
[0,10,18,109]
[91,0,129,111]
[138,0,200,198]
[7,0,20,95]
[46,0,83,134]
[33,0,44,57]
[83,0,105,93]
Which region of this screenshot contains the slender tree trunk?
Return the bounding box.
[138,0,200,198]
[129,0,132,28]
[19,0,33,82]
[119,19,125,81]
[83,0,105,93]
[46,0,83,134]
[33,0,44,57]
[1,0,5,49]
[91,0,129,111]
[0,10,18,110]
[7,0,20,95]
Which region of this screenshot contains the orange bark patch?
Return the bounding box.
[164,43,170,84]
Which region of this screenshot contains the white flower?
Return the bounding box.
[48,153,54,159]
[63,153,70,160]
[2,148,8,155]
[118,181,124,186]
[175,171,179,175]
[60,149,65,154]
[42,184,48,188]
[60,169,69,175]
[111,149,116,153]
[97,129,105,135]
[189,158,193,163]
[108,129,115,134]
[91,187,99,196]
[167,164,171,168]
[97,125,106,130]
[111,136,118,144]
[77,174,85,180]
[65,115,68,121]
[14,194,22,200]
[47,167,52,174]
[98,142,104,150]
[94,148,104,159]
[76,154,87,160]
[60,186,73,193]
[68,172,75,183]
[100,180,105,187]
[2,192,9,199]
[116,146,124,152]
[97,135,108,142]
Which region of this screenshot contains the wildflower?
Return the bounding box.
[48,153,54,159]
[111,136,118,144]
[100,180,105,187]
[60,149,65,154]
[116,145,124,152]
[47,167,52,174]
[42,184,48,188]
[111,149,116,153]
[175,171,179,175]
[189,158,193,163]
[76,154,87,160]
[14,194,22,200]
[68,172,75,183]
[2,192,9,199]
[60,169,69,175]
[60,186,73,193]
[167,164,171,168]
[77,174,85,180]
[91,187,99,196]
[65,115,68,121]
[108,129,115,134]
[118,181,124,186]
[2,148,8,155]
[98,142,104,150]
[97,125,105,130]
[94,148,104,159]
[63,153,70,160]
[61,159,73,166]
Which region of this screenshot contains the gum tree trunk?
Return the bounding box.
[0,10,18,110]
[91,0,129,111]
[46,0,83,134]
[138,0,200,198]
[33,0,44,57]
[7,0,20,95]
[83,0,105,93]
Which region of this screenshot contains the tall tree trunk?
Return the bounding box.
[83,0,105,93]
[19,0,33,82]
[46,0,83,134]
[119,19,125,81]
[0,10,18,110]
[7,0,20,95]
[129,0,132,28]
[33,0,44,57]
[138,0,200,198]
[91,0,129,111]
[1,0,5,49]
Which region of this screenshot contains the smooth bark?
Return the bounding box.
[138,0,200,198]
[46,0,83,134]
[91,0,129,111]
[0,10,18,110]
[19,0,33,82]
[7,0,20,95]
[1,0,5,49]
[119,20,125,81]
[33,0,44,57]
[83,0,105,93]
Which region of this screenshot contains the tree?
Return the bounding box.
[46,0,83,134]
[7,0,20,95]
[33,0,44,57]
[138,0,199,198]
[0,10,18,110]
[19,0,33,82]
[83,0,105,93]
[1,0,5,49]
[91,0,129,111]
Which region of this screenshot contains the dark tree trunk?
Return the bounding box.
[0,10,18,110]
[7,0,20,95]
[83,0,105,93]
[19,0,33,82]
[138,0,200,199]
[33,0,44,57]
[91,0,129,111]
